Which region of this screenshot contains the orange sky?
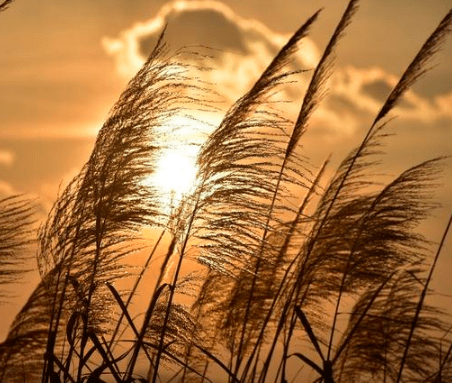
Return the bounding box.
[0,0,451,340]
[1,0,451,197]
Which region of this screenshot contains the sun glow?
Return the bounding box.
[152,145,200,201]
[142,116,207,212]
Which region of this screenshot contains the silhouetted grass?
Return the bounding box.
[0,0,14,13]
[0,195,35,302]
[1,1,452,382]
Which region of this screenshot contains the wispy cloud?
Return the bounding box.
[0,149,14,167]
[0,180,16,197]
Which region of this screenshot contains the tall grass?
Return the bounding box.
[0,195,35,302]
[1,1,452,382]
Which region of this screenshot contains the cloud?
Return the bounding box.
[103,1,452,139]
[101,0,452,178]
[0,180,16,198]
[102,0,320,104]
[329,66,452,123]
[0,149,14,167]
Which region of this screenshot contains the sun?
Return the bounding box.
[142,116,206,212]
[151,144,200,201]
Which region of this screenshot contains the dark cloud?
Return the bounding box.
[104,0,452,150]
[103,1,320,112]
[139,7,250,58]
[361,79,392,102]
[326,94,371,117]
[361,78,417,109]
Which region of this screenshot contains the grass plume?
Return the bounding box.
[0,3,451,383]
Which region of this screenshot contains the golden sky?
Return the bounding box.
[1,0,451,199]
[0,0,451,339]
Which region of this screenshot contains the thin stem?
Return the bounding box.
[396,212,452,382]
[152,195,201,383]
[109,228,167,350]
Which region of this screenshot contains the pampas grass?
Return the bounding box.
[0,195,35,301]
[1,1,452,382]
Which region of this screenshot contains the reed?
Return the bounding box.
[1,1,451,382]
